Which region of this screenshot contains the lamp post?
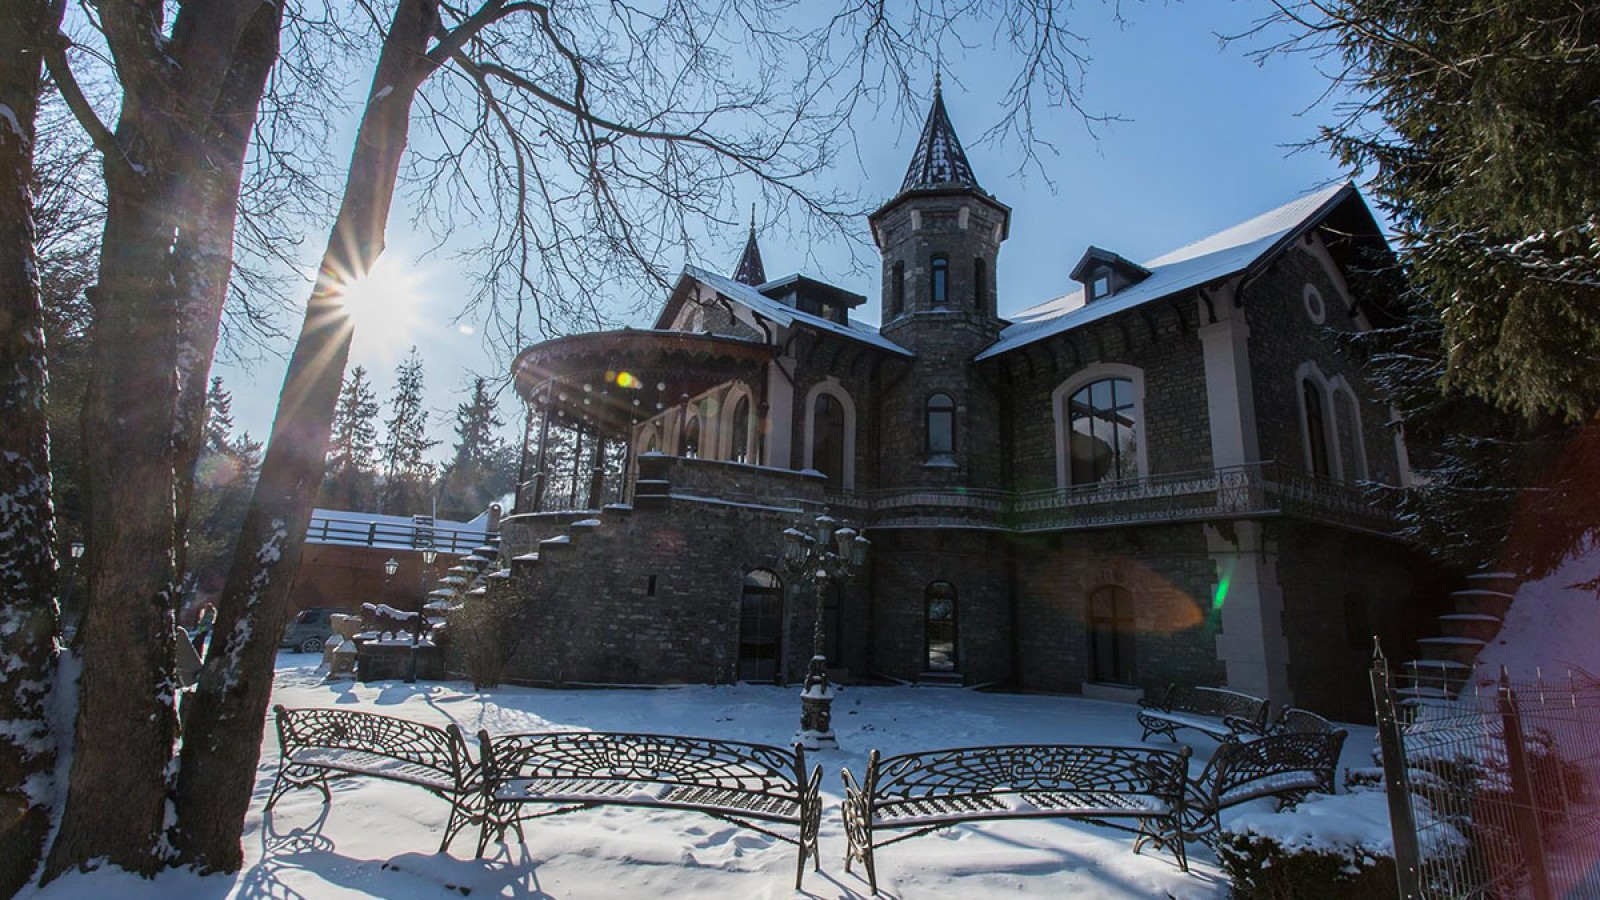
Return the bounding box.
[407,548,437,684]
[779,513,869,750]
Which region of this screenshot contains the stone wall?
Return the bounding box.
[867,529,1014,685]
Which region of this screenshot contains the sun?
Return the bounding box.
[334,253,430,362]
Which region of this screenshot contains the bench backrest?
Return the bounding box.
[1194,730,1347,812]
[865,743,1191,805]
[273,705,471,783]
[1272,707,1338,736]
[1168,685,1269,726]
[480,731,808,803]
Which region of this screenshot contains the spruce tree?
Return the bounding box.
[438,377,513,518]
[321,366,380,510]
[379,347,438,515]
[204,376,236,455]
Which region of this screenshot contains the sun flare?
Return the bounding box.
[334,254,431,361]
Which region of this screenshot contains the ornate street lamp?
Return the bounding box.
[779,513,869,750]
[407,548,438,684]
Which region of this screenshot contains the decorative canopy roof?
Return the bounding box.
[900,78,980,193]
[511,330,776,435]
[732,209,767,286]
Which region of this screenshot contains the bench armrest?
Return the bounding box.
[1223,714,1268,738]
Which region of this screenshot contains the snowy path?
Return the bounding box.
[25,657,1377,899]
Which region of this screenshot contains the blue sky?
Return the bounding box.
[214,1,1366,460]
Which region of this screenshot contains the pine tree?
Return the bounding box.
[379,347,438,515]
[438,377,513,518]
[1271,0,1600,422]
[204,376,236,455]
[320,366,380,510]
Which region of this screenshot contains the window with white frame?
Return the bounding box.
[1067,378,1141,484]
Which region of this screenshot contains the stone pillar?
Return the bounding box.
[1196,294,1259,468]
[1206,522,1294,709]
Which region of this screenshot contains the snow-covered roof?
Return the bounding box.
[976,182,1357,361]
[685,265,913,357]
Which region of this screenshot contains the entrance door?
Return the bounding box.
[738,570,783,682]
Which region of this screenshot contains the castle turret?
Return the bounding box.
[869,82,1010,492]
[870,77,1010,329]
[732,208,767,286]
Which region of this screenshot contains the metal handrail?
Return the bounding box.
[305,514,494,555]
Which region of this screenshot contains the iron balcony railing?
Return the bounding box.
[849,461,1396,534]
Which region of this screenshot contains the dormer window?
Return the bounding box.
[1071,246,1151,304]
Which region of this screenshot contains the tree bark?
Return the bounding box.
[170,0,446,870]
[0,1,66,894]
[43,0,277,879]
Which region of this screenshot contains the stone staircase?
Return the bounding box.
[422,535,504,622]
[1399,571,1520,703]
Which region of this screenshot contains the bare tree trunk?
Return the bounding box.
[0,1,66,894]
[170,0,446,870]
[43,0,279,879]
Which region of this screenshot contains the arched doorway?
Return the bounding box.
[738,570,784,683]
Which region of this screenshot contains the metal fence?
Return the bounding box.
[1372,651,1600,898]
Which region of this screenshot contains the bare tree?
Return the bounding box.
[0,1,67,892]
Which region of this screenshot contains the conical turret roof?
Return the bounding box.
[900,77,979,192]
[732,209,767,285]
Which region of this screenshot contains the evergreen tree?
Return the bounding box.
[1267,0,1600,422]
[379,347,438,515]
[204,376,236,455]
[320,366,380,510]
[438,377,514,519]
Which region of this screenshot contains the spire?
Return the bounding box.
[899,78,979,193]
[732,205,766,285]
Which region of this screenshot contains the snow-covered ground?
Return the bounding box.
[1475,548,1600,681]
[23,655,1380,899]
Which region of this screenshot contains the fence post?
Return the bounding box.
[1498,669,1553,900]
[1371,641,1424,898]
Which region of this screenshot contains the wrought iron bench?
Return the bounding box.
[266,705,478,852]
[475,730,823,889]
[1137,684,1269,743]
[1264,706,1341,737]
[1181,728,1348,846]
[841,743,1192,895]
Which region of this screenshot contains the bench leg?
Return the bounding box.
[440,791,481,854]
[266,763,331,811]
[1134,817,1189,873]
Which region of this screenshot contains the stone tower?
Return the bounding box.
[869,81,1010,491]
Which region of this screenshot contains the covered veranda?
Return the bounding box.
[510,329,775,513]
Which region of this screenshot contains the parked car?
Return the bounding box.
[280,607,353,654]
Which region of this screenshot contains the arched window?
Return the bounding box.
[730,396,751,463]
[925,582,958,673]
[1333,386,1367,481]
[1302,378,1331,478]
[973,257,987,311]
[891,261,905,317]
[811,393,846,482]
[680,415,701,458]
[738,570,783,683]
[930,255,948,305]
[1067,378,1140,484]
[1087,585,1135,684]
[925,393,955,458]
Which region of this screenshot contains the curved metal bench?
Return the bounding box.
[1137,684,1269,743]
[476,730,822,889]
[267,705,478,852]
[1181,729,1347,846]
[841,743,1192,895]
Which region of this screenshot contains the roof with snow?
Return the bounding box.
[900,80,979,193]
[683,265,913,357]
[976,182,1368,361]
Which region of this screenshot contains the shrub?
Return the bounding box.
[1218,830,1398,900]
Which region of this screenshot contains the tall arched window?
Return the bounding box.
[731,396,751,463]
[925,393,955,458]
[1067,378,1140,484]
[811,393,845,482]
[930,255,948,305]
[925,582,958,673]
[738,570,783,683]
[891,261,905,317]
[973,257,987,311]
[680,415,701,458]
[1087,586,1135,684]
[1302,379,1331,478]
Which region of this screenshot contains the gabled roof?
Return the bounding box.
[681,266,913,357]
[900,79,979,192]
[976,182,1366,361]
[732,215,767,286]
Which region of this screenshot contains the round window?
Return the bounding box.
[1304,285,1327,325]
